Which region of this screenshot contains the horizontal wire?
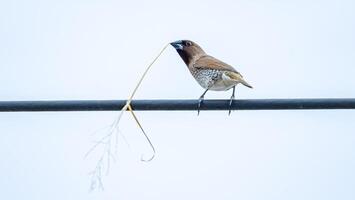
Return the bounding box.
[0,98,355,112]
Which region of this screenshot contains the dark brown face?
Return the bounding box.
[170,40,205,66]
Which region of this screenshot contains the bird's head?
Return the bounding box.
[170,40,206,66]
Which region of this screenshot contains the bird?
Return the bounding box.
[170,40,253,115]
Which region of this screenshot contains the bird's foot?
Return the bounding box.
[197,89,209,116]
[197,96,204,116]
[228,94,235,115]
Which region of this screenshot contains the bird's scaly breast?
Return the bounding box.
[190,69,219,89]
[190,69,237,91]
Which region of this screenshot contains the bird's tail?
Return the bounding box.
[225,71,253,88]
[240,79,253,88]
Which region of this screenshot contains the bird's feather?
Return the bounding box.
[193,55,239,73]
[224,71,253,88]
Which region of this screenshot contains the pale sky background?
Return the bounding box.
[1,0,355,199]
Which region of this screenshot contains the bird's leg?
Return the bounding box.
[198,89,209,115]
[229,86,236,115]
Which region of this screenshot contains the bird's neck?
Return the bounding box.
[177,50,205,67]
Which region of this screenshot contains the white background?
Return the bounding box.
[1,0,355,199]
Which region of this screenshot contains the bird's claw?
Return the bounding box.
[229,94,235,115]
[197,89,209,116]
[197,97,204,115]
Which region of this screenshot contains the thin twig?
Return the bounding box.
[86,43,169,190]
[127,104,155,162]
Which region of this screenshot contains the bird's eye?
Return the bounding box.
[185,41,192,46]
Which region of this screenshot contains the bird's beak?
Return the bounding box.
[170,40,183,50]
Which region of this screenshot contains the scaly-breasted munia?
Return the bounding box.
[170,40,252,114]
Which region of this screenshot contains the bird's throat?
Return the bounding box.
[177,49,192,66]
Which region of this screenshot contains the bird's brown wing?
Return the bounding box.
[193,55,239,73]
